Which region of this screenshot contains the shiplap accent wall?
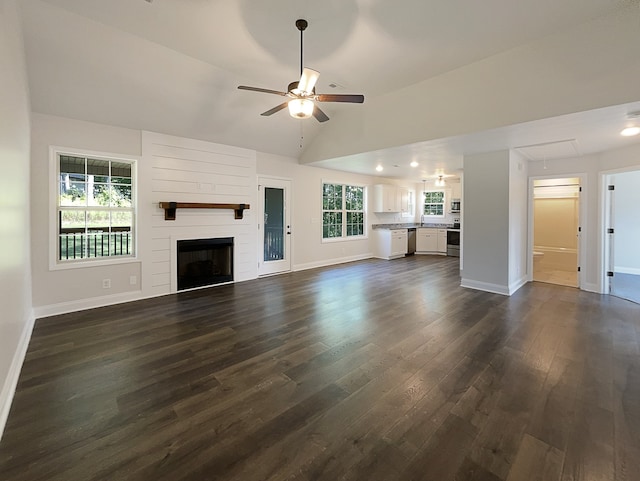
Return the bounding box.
[141,132,258,295]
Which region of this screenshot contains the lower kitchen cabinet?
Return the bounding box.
[416,228,447,255]
[373,229,408,260]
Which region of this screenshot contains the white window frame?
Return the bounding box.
[423,189,446,218]
[49,146,139,271]
[321,181,367,242]
[402,190,415,218]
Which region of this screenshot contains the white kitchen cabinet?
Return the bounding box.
[372,184,397,212]
[372,184,410,214]
[373,229,408,259]
[398,187,409,214]
[372,184,399,212]
[451,181,461,200]
[416,228,438,253]
[416,228,447,255]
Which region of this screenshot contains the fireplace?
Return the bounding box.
[177,237,233,291]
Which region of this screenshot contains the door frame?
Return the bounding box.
[527,173,586,289]
[600,164,640,295]
[257,175,293,277]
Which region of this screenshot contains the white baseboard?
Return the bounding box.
[581,282,601,294]
[34,290,148,319]
[614,267,640,276]
[460,278,511,296]
[508,276,529,295]
[293,253,373,272]
[1,312,35,441]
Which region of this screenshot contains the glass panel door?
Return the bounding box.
[264,187,284,261]
[258,178,291,276]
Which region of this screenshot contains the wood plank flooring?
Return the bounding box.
[1,255,640,480]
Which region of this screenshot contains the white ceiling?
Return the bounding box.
[20,0,640,180]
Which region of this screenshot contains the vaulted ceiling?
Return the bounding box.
[20,0,640,180]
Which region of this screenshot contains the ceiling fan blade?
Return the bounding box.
[238,86,287,96]
[298,68,320,94]
[261,102,289,117]
[313,105,330,123]
[316,93,365,103]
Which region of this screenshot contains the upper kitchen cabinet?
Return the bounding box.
[372,184,409,213]
[450,180,462,200]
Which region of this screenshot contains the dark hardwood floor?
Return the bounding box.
[1,255,639,480]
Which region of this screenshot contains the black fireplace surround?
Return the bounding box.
[177,237,233,291]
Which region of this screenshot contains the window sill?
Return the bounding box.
[321,235,368,244]
[49,255,139,271]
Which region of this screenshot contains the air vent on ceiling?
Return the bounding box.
[514,139,580,161]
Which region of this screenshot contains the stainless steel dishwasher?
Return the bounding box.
[407,228,416,255]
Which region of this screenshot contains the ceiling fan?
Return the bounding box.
[238,19,364,123]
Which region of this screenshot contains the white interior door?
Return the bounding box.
[607,170,640,304]
[258,177,292,276]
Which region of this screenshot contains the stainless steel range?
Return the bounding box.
[446,222,460,257]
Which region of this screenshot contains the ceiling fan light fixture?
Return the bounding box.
[621,126,640,137]
[288,98,314,119]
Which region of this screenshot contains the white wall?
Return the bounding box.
[142,132,257,294]
[528,142,640,292]
[461,151,511,294]
[256,152,383,271]
[30,114,142,314]
[508,151,529,291]
[0,0,33,437]
[611,170,640,273]
[30,116,390,315]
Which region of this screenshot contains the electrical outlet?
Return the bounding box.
[102,279,111,289]
[130,275,137,285]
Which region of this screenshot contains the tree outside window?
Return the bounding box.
[323,183,365,239]
[423,191,445,216]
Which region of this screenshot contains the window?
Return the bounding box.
[322,183,365,239]
[56,152,135,263]
[402,190,415,218]
[423,190,445,216]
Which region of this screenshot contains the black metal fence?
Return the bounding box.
[59,230,132,260]
[264,226,284,261]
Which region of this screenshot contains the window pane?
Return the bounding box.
[88,184,132,207]
[60,181,87,206]
[346,212,364,236]
[87,158,110,177]
[345,186,363,211]
[111,211,133,230]
[59,155,85,175]
[111,184,132,207]
[323,183,342,210]
[60,210,85,232]
[87,210,111,231]
[59,210,85,260]
[111,162,132,183]
[322,212,342,238]
[89,183,111,206]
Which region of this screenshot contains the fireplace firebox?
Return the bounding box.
[177,237,233,291]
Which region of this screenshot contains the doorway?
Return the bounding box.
[532,177,581,287]
[257,177,292,276]
[605,169,640,304]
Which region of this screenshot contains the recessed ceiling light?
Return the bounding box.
[410,161,419,167]
[621,126,640,137]
[376,165,383,172]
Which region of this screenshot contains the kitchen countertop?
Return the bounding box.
[372,223,460,230]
